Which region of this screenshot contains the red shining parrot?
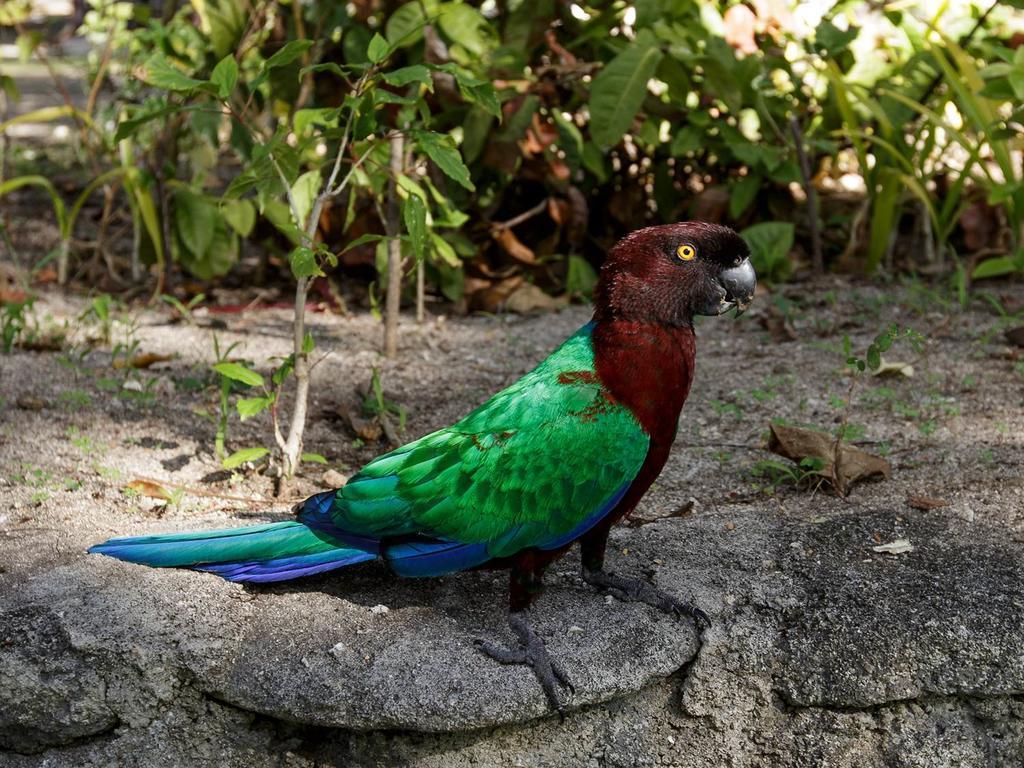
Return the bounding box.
[90,222,756,713]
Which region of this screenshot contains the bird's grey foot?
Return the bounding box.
[474,611,574,717]
[582,568,711,630]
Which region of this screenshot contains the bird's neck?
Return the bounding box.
[591,319,696,444]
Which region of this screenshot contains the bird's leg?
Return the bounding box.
[474,558,574,716]
[579,523,710,630]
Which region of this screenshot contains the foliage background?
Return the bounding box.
[1,0,1023,477]
[2,0,1023,305]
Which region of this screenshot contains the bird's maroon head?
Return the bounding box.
[593,222,756,326]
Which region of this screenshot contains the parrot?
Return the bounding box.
[90,221,756,714]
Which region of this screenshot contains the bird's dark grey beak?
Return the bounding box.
[697,258,757,317]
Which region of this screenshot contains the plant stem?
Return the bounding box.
[384,131,405,357]
[789,114,823,276]
[416,257,425,323]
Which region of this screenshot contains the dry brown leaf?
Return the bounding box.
[906,494,949,511]
[624,499,695,528]
[767,423,891,496]
[123,479,172,501]
[492,228,537,265]
[113,353,173,370]
[339,405,383,442]
[503,283,569,314]
[16,394,47,411]
[0,262,27,304]
[467,276,523,313]
[761,306,798,343]
[18,335,64,352]
[547,197,567,225]
[1005,326,1024,348]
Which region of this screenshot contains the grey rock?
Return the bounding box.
[3,508,1023,767]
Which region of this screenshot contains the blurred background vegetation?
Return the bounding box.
[1,0,1022,480]
[1,0,1022,310]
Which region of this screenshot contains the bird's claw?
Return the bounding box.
[474,611,574,717]
[583,568,711,631]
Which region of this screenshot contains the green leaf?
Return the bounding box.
[222,446,269,469]
[289,246,323,279]
[382,65,432,89]
[971,255,1020,280]
[343,233,388,252]
[193,0,246,58]
[143,54,205,92]
[290,170,322,228]
[741,222,794,282]
[414,130,475,191]
[301,452,328,464]
[438,3,493,56]
[385,3,426,48]
[114,105,178,142]
[221,199,255,237]
[402,194,428,259]
[367,33,390,64]
[302,331,315,354]
[430,231,460,267]
[867,168,900,272]
[730,174,761,219]
[213,362,265,388]
[566,254,598,297]
[174,189,217,259]
[866,344,881,371]
[264,40,314,71]
[588,39,664,147]
[815,20,858,53]
[210,55,238,99]
[236,396,273,419]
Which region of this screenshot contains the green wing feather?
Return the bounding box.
[332,324,650,557]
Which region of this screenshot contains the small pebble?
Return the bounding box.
[323,469,348,487]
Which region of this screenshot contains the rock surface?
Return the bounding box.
[2,288,1023,766]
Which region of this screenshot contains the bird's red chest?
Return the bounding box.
[592,321,696,445]
[592,321,696,522]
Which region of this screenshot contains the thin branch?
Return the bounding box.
[490,198,549,232]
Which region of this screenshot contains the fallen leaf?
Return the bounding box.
[17,335,64,352]
[0,262,28,304]
[624,499,696,527]
[123,479,172,501]
[15,394,47,411]
[492,227,537,265]
[761,306,798,343]
[502,283,569,314]
[1005,326,1024,348]
[113,353,174,370]
[872,538,913,555]
[871,357,914,378]
[906,494,949,511]
[467,276,523,314]
[766,423,891,496]
[339,404,382,442]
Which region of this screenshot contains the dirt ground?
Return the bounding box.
[2,277,1024,766]
[4,276,1022,552]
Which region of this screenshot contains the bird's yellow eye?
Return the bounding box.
[676,244,696,261]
